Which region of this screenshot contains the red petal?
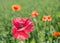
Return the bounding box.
[24,22,34,33]
[11,27,17,35]
[17,31,28,40]
[11,27,29,40]
[12,18,25,28]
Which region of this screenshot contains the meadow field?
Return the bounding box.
[0,0,60,43]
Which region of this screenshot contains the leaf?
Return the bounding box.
[56,12,60,17]
[30,39,35,43]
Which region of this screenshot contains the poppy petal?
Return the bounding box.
[11,27,29,40]
[12,18,25,28]
[24,22,34,33]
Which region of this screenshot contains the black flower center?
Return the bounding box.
[18,25,24,28]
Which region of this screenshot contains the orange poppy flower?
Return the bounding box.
[42,16,47,21]
[53,32,60,37]
[47,15,52,21]
[31,11,38,17]
[42,15,52,21]
[12,4,21,11]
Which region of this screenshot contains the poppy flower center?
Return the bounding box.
[47,16,50,19]
[18,25,24,28]
[44,17,46,19]
[14,7,18,10]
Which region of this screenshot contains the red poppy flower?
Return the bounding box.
[53,32,60,37]
[12,4,21,11]
[11,18,34,40]
[31,11,38,17]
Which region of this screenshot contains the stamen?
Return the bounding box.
[19,25,24,28]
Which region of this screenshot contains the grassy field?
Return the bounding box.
[0,0,60,43]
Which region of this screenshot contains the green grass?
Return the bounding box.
[0,0,60,43]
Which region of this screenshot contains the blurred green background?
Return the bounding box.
[0,0,60,43]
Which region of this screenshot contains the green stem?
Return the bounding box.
[44,21,47,43]
[15,39,17,43]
